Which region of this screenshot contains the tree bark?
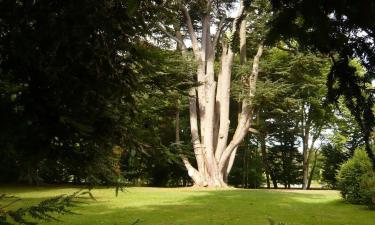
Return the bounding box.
[270,171,278,189]
[164,1,263,187]
[301,103,311,190]
[301,106,322,190]
[260,134,271,188]
[307,149,318,189]
[242,145,248,188]
[187,88,207,186]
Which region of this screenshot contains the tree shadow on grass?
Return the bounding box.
[34,189,375,225]
[2,187,374,225]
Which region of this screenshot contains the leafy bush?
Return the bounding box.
[360,175,375,209]
[336,149,375,208]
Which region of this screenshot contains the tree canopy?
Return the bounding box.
[0,0,373,195]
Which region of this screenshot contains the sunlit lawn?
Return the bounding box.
[1,186,374,225]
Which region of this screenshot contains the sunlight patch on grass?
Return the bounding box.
[1,186,374,225]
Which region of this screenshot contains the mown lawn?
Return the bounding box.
[1,186,374,225]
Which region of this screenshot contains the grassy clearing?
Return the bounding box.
[1,186,374,225]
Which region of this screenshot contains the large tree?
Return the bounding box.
[251,46,332,189]
[268,0,375,170]
[0,0,189,184]
[155,0,268,187]
[0,0,141,183]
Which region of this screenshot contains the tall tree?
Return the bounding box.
[0,0,190,184]
[253,46,332,189]
[268,0,375,169]
[322,101,364,188]
[289,53,332,189]
[0,0,144,183]
[156,0,268,187]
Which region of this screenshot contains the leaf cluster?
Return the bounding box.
[0,190,94,225]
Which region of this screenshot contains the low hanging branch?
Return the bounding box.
[327,55,375,170]
[213,17,228,48]
[156,23,187,50]
[180,5,201,58]
[0,190,95,225]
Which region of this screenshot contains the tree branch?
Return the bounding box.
[249,127,259,134]
[213,17,227,48]
[276,45,296,53]
[181,5,201,58]
[230,0,245,34]
[248,43,264,99]
[156,23,187,50]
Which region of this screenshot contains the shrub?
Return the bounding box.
[336,149,375,207]
[360,175,375,209]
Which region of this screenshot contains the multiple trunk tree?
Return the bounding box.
[160,0,263,187]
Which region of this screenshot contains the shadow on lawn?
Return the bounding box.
[69,189,375,225]
[3,188,375,225]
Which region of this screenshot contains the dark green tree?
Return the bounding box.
[321,102,364,188]
[0,0,191,185]
[228,134,264,188]
[321,144,350,188]
[251,46,331,189]
[265,109,303,189]
[268,0,375,169]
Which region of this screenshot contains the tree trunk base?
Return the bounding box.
[191,180,229,188]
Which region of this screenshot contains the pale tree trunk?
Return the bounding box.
[270,171,278,189]
[302,131,310,189]
[260,134,271,189]
[222,19,247,183]
[301,103,322,190]
[301,103,311,190]
[306,130,321,189]
[160,1,264,187]
[242,145,248,187]
[307,149,318,189]
[185,88,206,186]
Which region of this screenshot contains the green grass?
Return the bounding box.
[1,186,374,225]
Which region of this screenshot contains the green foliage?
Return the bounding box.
[337,149,375,207]
[3,187,375,225]
[360,175,375,209]
[321,101,365,188]
[0,0,193,185]
[307,151,324,185]
[268,0,375,169]
[321,144,350,188]
[327,58,375,169]
[330,103,365,153]
[0,190,93,225]
[229,44,332,189]
[229,135,265,188]
[120,52,194,186]
[1,0,372,191]
[267,144,303,188]
[0,0,145,184]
